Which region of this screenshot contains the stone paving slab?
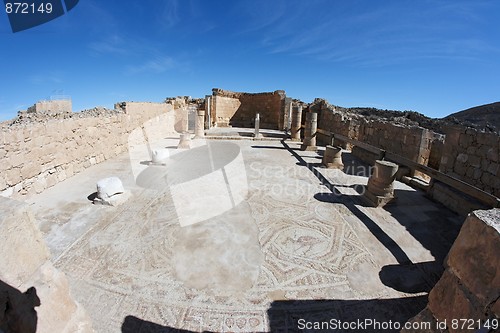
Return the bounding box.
[26,138,463,332]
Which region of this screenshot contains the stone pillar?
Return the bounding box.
[301,112,317,151]
[194,110,205,139]
[177,132,191,149]
[363,160,398,207]
[178,107,189,133]
[254,113,263,139]
[291,105,302,141]
[287,101,293,131]
[205,95,211,129]
[322,146,344,169]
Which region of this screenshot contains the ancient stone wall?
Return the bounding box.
[317,108,357,147]
[358,120,433,166]
[211,88,286,129]
[403,208,500,333]
[0,197,93,333]
[317,105,434,167]
[439,126,500,197]
[1,102,176,199]
[27,99,72,115]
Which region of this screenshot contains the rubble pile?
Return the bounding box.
[4,107,124,128]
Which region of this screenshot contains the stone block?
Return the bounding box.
[453,162,467,176]
[458,133,472,148]
[477,132,497,146]
[96,177,125,200]
[428,270,485,333]
[0,197,50,286]
[151,149,169,164]
[456,153,468,163]
[5,168,22,187]
[65,164,74,178]
[446,209,500,306]
[7,152,24,169]
[487,148,499,162]
[467,155,481,168]
[45,173,57,188]
[20,162,40,180]
[487,162,499,176]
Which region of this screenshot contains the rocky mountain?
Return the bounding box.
[444,102,500,132]
[317,100,499,134]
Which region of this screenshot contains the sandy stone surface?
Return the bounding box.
[25,137,463,332]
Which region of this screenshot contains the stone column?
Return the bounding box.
[322,146,344,169]
[194,110,205,139]
[363,160,399,207]
[287,101,293,131]
[177,132,191,149]
[180,107,189,133]
[291,105,302,141]
[205,95,211,129]
[301,112,317,151]
[254,113,263,138]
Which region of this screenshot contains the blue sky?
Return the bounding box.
[1,0,499,121]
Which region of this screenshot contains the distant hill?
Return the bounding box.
[444,102,500,132]
[309,98,499,135]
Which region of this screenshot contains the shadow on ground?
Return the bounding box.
[121,296,427,333]
[0,280,40,333]
[275,140,463,294]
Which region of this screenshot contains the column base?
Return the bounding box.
[301,145,317,151]
[323,162,344,170]
[362,189,396,208]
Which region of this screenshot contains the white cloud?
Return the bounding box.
[250,0,500,67]
[29,72,64,85]
[126,56,176,74]
[88,34,129,55]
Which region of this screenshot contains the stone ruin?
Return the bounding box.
[0,88,499,332]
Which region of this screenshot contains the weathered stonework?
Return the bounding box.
[321,145,344,169]
[439,126,500,197]
[27,99,72,115]
[0,197,93,333]
[290,104,302,141]
[0,100,186,199]
[177,132,192,149]
[315,101,436,170]
[363,160,399,207]
[210,88,286,129]
[403,208,500,333]
[301,112,318,151]
[194,110,205,139]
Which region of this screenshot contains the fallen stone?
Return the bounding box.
[151,149,169,165]
[96,177,124,200]
[94,177,130,206]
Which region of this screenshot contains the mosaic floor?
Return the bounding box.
[28,139,463,332]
